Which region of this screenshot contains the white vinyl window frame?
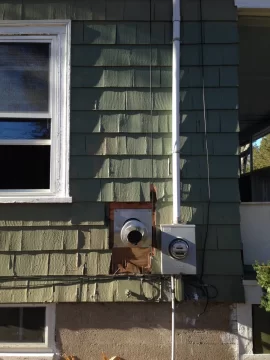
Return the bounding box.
[0,304,56,356]
[0,21,71,203]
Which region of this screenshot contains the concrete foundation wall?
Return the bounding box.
[56,302,238,360]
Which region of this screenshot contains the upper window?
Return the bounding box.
[0,21,71,203]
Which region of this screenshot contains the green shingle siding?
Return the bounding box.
[0,0,236,22]
[0,0,243,303]
[197,250,242,275]
[69,179,240,203]
[72,66,238,89]
[181,0,237,22]
[71,111,173,133]
[71,88,238,111]
[0,227,109,251]
[71,133,238,156]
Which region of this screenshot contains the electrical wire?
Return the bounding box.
[197,0,213,314]
[0,274,170,290]
[0,274,169,282]
[191,0,219,315]
[199,0,211,283]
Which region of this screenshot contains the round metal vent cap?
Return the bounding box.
[169,238,189,260]
[120,219,147,245]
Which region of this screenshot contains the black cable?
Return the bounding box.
[0,274,170,288]
[0,274,169,281]
[198,286,209,316]
[199,201,210,283]
[198,0,211,312]
[189,0,219,315]
[199,0,211,283]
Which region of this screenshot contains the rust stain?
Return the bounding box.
[110,247,152,274]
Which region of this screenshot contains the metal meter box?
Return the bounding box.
[161,224,196,275]
[113,209,152,248]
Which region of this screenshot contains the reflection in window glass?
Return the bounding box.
[252,134,270,171]
[0,145,50,189]
[0,307,45,343]
[0,119,50,139]
[0,43,49,112]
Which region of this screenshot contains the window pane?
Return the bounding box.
[0,145,50,189]
[22,307,45,343]
[0,307,45,343]
[253,304,270,354]
[0,119,50,139]
[0,308,20,342]
[0,43,49,112]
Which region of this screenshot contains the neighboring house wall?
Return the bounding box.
[0,0,243,303]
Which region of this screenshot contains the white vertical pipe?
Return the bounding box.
[172,0,181,224]
[171,275,175,360]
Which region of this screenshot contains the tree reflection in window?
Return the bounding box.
[0,119,50,140]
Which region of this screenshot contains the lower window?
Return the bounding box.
[0,305,55,353]
[0,307,45,343]
[253,304,270,354]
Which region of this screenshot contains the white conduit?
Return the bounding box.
[171,275,176,360]
[172,0,181,225]
[171,0,181,358]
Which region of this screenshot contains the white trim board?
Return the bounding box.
[0,355,54,360]
[0,20,71,203]
[243,280,263,304]
[236,0,270,8]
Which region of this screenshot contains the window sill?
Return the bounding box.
[242,355,270,359]
[0,196,72,203]
[0,353,55,359]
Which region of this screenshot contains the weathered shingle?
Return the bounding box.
[180,155,239,179]
[203,44,239,65]
[0,0,22,20]
[84,23,116,44]
[21,229,78,251]
[71,179,101,202]
[204,23,239,43]
[48,253,84,275]
[197,250,243,275]
[72,89,126,111]
[70,157,109,178]
[72,46,156,66]
[78,227,109,250]
[15,254,49,276]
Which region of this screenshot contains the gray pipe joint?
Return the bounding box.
[120,219,148,246]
